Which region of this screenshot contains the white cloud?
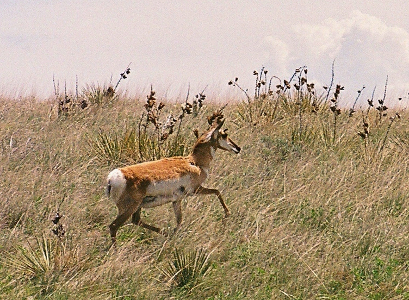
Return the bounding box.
[262,36,290,75]
[261,10,409,101]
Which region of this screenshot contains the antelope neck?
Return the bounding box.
[191,143,216,168]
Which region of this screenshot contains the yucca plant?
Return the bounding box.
[161,248,212,290]
[5,236,57,279]
[88,127,139,165]
[82,83,112,106]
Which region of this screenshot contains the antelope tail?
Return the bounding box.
[106,180,112,197]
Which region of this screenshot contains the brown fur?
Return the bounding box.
[120,157,202,186]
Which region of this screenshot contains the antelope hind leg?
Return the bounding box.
[109,210,135,244]
[131,208,164,234]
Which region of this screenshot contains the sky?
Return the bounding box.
[1,1,409,105]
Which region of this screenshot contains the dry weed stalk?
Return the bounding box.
[349,85,366,117]
[358,83,401,159]
[376,76,389,123]
[138,85,205,160]
[228,77,253,122]
[329,84,344,143]
[323,59,336,104]
[358,113,370,158]
[379,112,401,153]
[294,66,310,139]
[193,86,206,116]
[228,77,251,103]
[51,212,65,240]
[113,63,131,92]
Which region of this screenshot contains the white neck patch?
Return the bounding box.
[210,146,216,159]
[201,167,209,176]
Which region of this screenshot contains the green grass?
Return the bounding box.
[1,88,409,299]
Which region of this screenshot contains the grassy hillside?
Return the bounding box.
[1,79,409,299]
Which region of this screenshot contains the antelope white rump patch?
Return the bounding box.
[107,169,127,204]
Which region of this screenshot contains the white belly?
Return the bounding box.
[145,175,194,196]
[141,194,180,208]
[141,175,193,208]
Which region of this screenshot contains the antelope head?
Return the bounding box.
[205,118,241,154]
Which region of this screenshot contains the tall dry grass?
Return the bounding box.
[1,80,409,299]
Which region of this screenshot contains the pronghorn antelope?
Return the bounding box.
[106,115,241,243]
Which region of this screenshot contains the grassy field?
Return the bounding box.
[1,77,409,299]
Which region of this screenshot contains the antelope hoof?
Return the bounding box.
[173,226,181,235]
[224,210,231,218]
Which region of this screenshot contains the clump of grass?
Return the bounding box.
[88,126,139,165]
[81,83,114,106]
[5,236,58,280]
[4,234,82,282]
[82,64,131,107]
[161,248,212,291]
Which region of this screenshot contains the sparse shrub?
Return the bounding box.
[357,77,402,161]
[137,85,201,161]
[55,64,131,117]
[88,85,206,165]
[230,66,324,128]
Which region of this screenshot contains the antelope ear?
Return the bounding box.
[216,118,225,130]
[202,119,224,142]
[211,118,225,139]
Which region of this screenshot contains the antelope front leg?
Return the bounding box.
[172,200,182,233]
[195,186,230,217]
